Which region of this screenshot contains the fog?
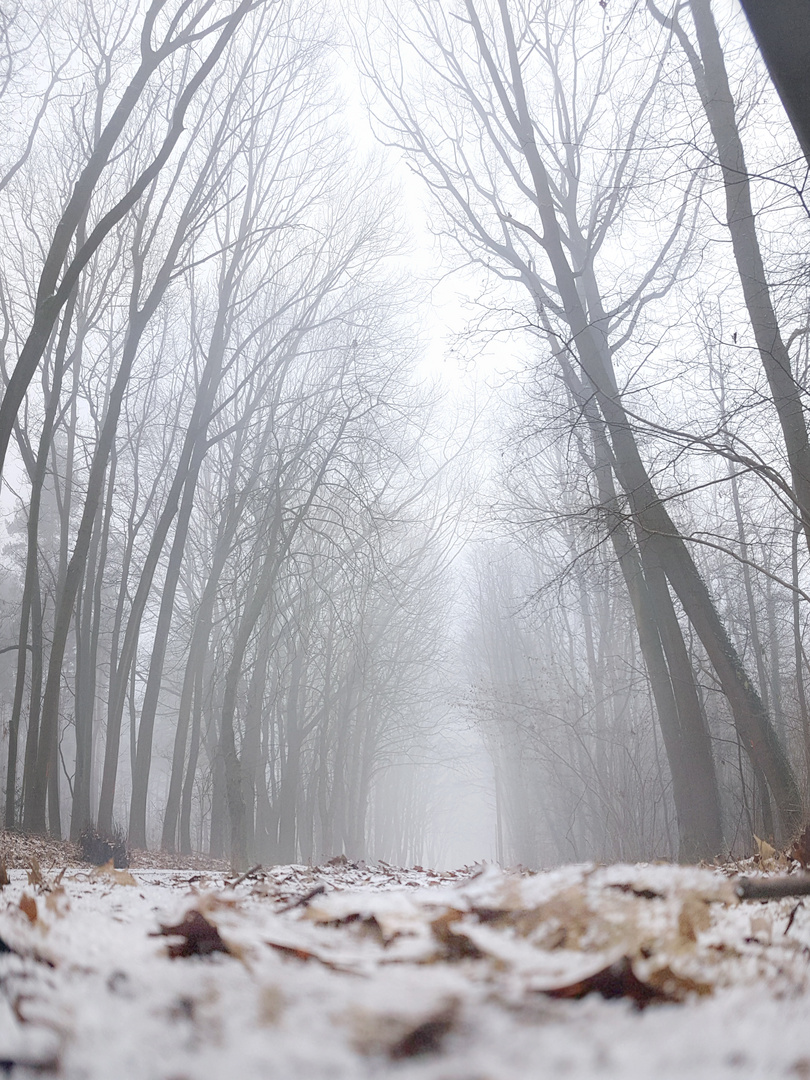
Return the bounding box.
[0,0,806,873]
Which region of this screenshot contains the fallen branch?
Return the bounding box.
[734,874,810,901]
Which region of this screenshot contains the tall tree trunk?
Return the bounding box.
[277,651,304,864]
[546,170,798,835]
[657,0,810,552]
[179,661,204,855]
[792,521,810,803]
[561,349,724,859]
[128,450,205,848]
[458,0,800,836]
[72,446,116,839]
[21,585,44,830]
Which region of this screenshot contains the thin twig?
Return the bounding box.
[227,864,262,889]
[277,884,327,912]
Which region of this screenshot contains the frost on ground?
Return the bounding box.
[0,854,809,1079]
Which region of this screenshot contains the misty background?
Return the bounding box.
[0,0,806,870]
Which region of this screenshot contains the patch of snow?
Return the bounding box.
[0,861,807,1077]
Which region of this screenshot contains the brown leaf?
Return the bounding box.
[607,882,662,900]
[317,911,387,945]
[266,941,320,963]
[430,910,484,961]
[510,887,594,947]
[544,955,674,1009]
[27,858,43,888]
[0,860,8,888]
[264,939,359,973]
[389,1004,457,1060]
[19,893,37,923]
[155,910,230,959]
[754,834,789,870]
[92,860,137,886]
[677,896,711,944]
[644,964,712,1001]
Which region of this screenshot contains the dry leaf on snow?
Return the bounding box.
[92,861,137,886]
[677,895,712,944]
[754,835,790,871]
[19,894,37,924]
[154,910,230,959]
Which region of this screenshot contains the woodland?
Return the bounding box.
[0,0,807,877]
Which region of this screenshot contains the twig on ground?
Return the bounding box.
[227,864,263,889]
[278,884,327,912]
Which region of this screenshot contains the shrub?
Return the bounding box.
[78,824,129,869]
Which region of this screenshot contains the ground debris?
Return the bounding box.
[19,894,37,924]
[389,1002,458,1059]
[430,910,485,961]
[277,884,327,912]
[0,856,804,1077]
[153,909,230,959]
[544,955,664,1008]
[542,955,711,1008]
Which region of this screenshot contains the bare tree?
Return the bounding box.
[0,0,261,484]
[359,0,801,846]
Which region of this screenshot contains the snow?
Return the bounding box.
[0,859,809,1078]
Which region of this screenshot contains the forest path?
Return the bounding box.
[0,858,805,1078]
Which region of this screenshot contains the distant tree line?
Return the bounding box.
[0,0,453,869]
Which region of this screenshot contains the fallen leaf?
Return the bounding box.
[316,912,387,945]
[678,896,711,944]
[19,894,37,923]
[607,883,662,900]
[92,860,137,886]
[264,939,358,973]
[754,835,789,870]
[154,910,230,958]
[511,887,595,947]
[266,941,319,962]
[430,910,484,961]
[389,1003,457,1060]
[544,955,675,1009]
[755,834,778,861]
[27,859,42,888]
[644,964,712,1001]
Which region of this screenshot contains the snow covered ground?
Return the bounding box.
[0,857,809,1078]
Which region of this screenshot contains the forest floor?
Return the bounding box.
[0,837,808,1077]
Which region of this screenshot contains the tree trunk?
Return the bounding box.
[673,0,810,553]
